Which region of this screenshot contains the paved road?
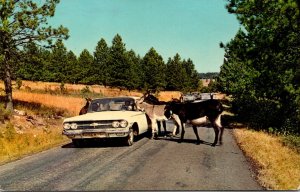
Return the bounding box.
[0,122,262,191]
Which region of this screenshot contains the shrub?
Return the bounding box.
[60,82,66,94]
[232,96,282,131]
[16,78,22,89]
[0,104,11,122]
[231,94,300,136]
[281,134,300,153]
[281,117,300,135]
[81,85,91,97]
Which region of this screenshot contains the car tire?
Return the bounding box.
[126,129,134,146]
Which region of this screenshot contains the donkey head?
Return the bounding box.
[84,97,92,106]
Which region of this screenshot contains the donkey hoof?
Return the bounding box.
[211,143,216,147]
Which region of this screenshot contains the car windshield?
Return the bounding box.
[87,97,136,112]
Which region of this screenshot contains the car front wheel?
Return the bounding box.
[126,129,134,146]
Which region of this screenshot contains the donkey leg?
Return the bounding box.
[179,123,185,143]
[151,120,158,139]
[212,124,220,147]
[162,120,167,136]
[172,114,181,136]
[172,124,177,136]
[208,117,220,146]
[175,122,180,135]
[172,123,180,136]
[157,120,162,136]
[219,126,224,145]
[216,115,224,145]
[192,125,201,145]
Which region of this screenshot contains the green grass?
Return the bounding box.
[281,134,300,153]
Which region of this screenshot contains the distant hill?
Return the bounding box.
[198,72,219,79]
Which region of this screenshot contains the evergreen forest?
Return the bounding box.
[218,0,300,134]
[1,0,299,135]
[8,35,201,93]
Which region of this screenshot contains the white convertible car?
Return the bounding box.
[62,96,150,147]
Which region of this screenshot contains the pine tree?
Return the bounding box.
[50,40,68,82]
[182,58,199,92]
[78,49,94,84]
[109,34,130,89]
[166,53,186,91]
[0,0,68,111]
[126,49,142,90]
[219,0,300,132]
[141,47,166,91]
[65,51,78,84]
[17,43,43,81]
[94,38,111,86]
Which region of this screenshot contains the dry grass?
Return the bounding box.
[0,120,68,165]
[17,80,182,101]
[157,91,182,101]
[11,90,182,116]
[0,92,68,165]
[234,128,300,190]
[12,80,143,97]
[5,80,183,116]
[0,80,183,116]
[15,81,181,100]
[13,91,84,116]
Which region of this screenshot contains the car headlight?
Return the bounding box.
[63,123,71,129]
[112,120,128,128]
[112,121,120,128]
[120,120,128,128]
[70,123,78,129]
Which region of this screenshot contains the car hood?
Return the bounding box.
[63,111,142,123]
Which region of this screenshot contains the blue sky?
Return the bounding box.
[49,0,240,73]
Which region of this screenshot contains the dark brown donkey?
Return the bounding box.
[164,99,224,146]
[79,98,92,115]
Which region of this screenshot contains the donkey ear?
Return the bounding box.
[143,91,148,97]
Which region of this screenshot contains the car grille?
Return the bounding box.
[74,120,114,129]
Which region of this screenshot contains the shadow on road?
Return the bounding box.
[154,135,218,146]
[61,133,147,148]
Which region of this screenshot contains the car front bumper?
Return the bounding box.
[62,129,130,139]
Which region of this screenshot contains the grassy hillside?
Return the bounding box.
[0,80,182,164]
[0,80,299,190]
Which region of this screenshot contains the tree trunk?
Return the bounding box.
[4,54,13,112]
[1,32,14,112]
